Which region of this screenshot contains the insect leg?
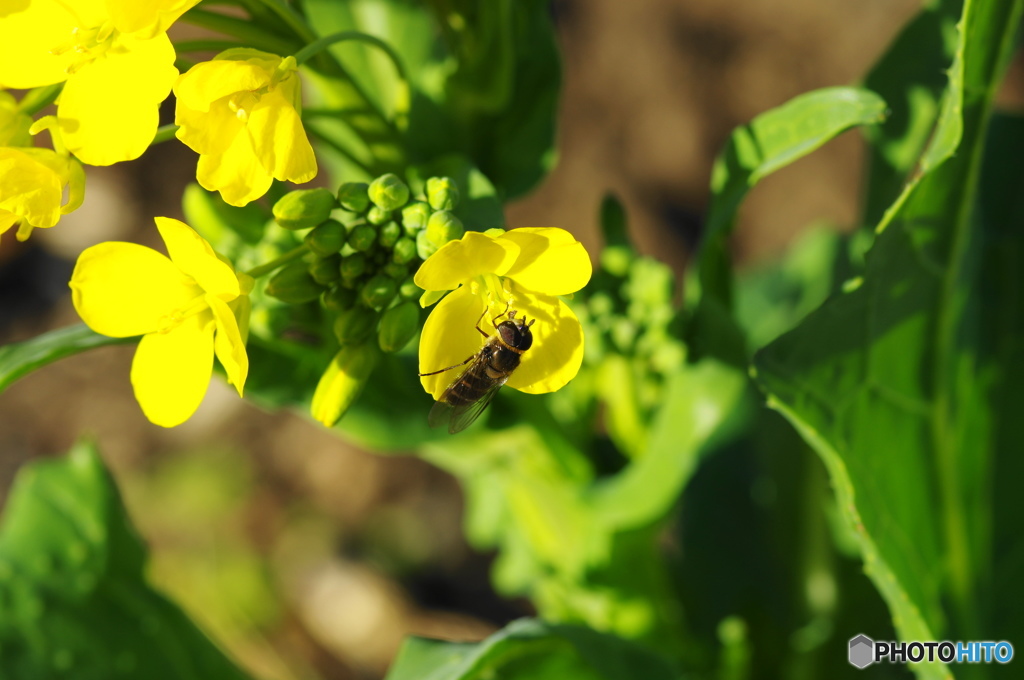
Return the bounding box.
[418,353,476,376]
[491,299,511,328]
[474,305,491,339]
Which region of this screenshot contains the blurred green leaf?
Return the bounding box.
[182,183,267,249]
[690,87,887,365]
[0,442,250,680]
[590,359,747,530]
[385,618,677,680]
[861,0,961,226]
[0,324,133,395]
[754,3,1022,679]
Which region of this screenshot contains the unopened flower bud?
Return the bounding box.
[425,210,464,248]
[360,274,399,310]
[311,343,379,426]
[399,275,422,301]
[378,221,401,249]
[368,173,410,212]
[393,237,417,264]
[322,285,357,311]
[378,301,419,353]
[367,205,392,226]
[337,182,370,213]
[310,254,342,285]
[305,219,347,255]
[340,252,367,279]
[401,201,431,235]
[266,261,325,303]
[426,176,459,211]
[273,188,337,230]
[333,306,379,345]
[382,262,407,280]
[348,223,377,251]
[416,229,438,261]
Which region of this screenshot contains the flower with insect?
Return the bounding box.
[70,217,251,427]
[415,228,591,402]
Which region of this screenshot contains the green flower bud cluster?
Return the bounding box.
[265,173,465,356]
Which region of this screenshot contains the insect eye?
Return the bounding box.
[498,322,521,346]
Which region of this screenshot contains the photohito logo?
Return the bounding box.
[848,635,1014,668]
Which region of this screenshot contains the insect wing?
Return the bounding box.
[445,376,507,434]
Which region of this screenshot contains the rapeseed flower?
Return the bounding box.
[174,49,317,206]
[0,96,85,240]
[70,217,252,427]
[415,228,591,400]
[0,0,195,165]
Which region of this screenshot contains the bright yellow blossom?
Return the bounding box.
[0,0,195,165]
[0,146,85,240]
[416,228,592,400]
[174,49,317,207]
[70,217,252,427]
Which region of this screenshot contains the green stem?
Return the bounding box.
[180,8,301,56]
[245,245,308,278]
[293,31,405,77]
[17,83,63,116]
[151,125,179,145]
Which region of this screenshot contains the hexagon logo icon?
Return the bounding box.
[849,634,874,669]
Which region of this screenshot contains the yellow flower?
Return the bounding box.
[415,228,592,400]
[70,217,252,427]
[0,146,85,240]
[0,0,193,165]
[173,49,317,207]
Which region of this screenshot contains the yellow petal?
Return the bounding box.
[414,231,520,292]
[503,288,584,394]
[246,76,317,184]
[70,241,198,337]
[174,97,245,155]
[0,148,63,228]
[208,293,248,396]
[0,210,17,234]
[195,129,274,206]
[131,312,215,427]
[107,0,200,37]
[173,56,274,113]
[0,0,94,88]
[418,284,490,400]
[58,31,177,165]
[500,227,593,296]
[154,217,240,298]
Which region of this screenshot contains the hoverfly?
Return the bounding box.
[419,302,535,434]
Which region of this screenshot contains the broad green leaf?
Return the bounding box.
[699,86,887,308]
[0,442,251,680]
[384,618,677,680]
[689,87,887,365]
[975,112,1024,651]
[861,0,961,226]
[754,3,1023,679]
[0,324,133,395]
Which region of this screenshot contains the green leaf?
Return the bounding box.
[0,324,133,395]
[861,0,961,226]
[689,87,887,364]
[590,359,747,530]
[384,618,677,680]
[754,2,1023,678]
[0,441,251,680]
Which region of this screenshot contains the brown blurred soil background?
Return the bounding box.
[5,1,1023,678]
